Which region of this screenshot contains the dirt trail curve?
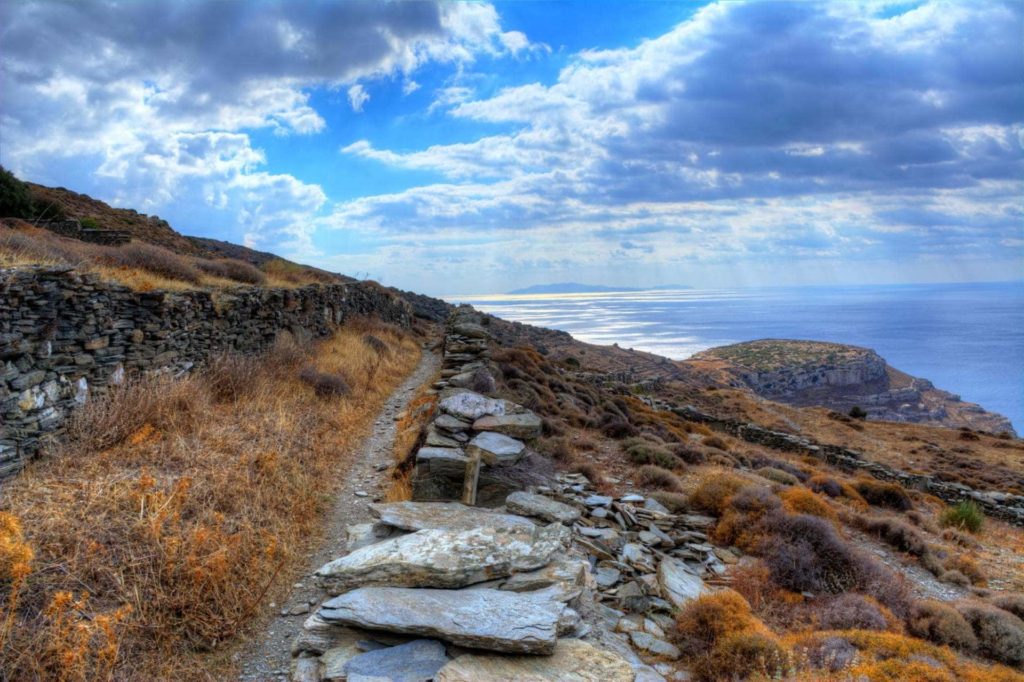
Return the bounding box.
[235,348,441,681]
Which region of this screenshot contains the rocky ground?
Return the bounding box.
[235,349,441,681]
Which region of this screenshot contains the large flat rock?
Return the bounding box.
[318,587,565,654]
[506,491,581,524]
[369,501,535,532]
[473,412,542,440]
[435,639,634,681]
[467,431,526,466]
[439,391,505,421]
[343,639,449,682]
[315,524,570,594]
[500,556,589,602]
[657,557,706,609]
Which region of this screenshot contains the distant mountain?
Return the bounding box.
[508,282,690,295]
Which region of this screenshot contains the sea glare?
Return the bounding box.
[457,282,1024,432]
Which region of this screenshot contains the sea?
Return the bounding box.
[455,281,1024,432]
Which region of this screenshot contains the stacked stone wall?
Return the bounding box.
[0,266,412,477]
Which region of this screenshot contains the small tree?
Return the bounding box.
[849,405,868,420]
[0,165,34,219]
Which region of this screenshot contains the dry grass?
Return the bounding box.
[0,321,421,680]
[0,223,332,291]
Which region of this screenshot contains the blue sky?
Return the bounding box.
[1,1,1021,295]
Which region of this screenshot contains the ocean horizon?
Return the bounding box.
[455,280,1024,432]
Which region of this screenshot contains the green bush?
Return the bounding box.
[0,165,34,219]
[79,216,101,230]
[939,500,984,534]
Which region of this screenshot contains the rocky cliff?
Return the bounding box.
[690,339,1015,435]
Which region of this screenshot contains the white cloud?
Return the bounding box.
[347,84,370,112]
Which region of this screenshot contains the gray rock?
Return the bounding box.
[291,656,321,682]
[425,427,462,448]
[467,431,526,466]
[452,322,488,339]
[595,566,621,589]
[319,587,565,654]
[344,639,448,682]
[584,494,613,507]
[505,491,581,524]
[315,524,570,594]
[440,391,505,421]
[415,446,467,477]
[657,557,706,609]
[644,497,671,515]
[629,631,681,660]
[472,412,542,440]
[434,414,472,433]
[369,501,535,533]
[435,639,634,681]
[500,556,589,601]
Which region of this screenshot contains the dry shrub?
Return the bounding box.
[648,491,689,512]
[601,416,638,439]
[780,487,837,522]
[853,514,929,557]
[636,465,683,492]
[298,366,350,397]
[0,323,420,679]
[535,435,578,462]
[908,600,978,651]
[672,589,764,653]
[694,631,791,682]
[568,461,606,488]
[991,593,1024,620]
[689,471,750,515]
[713,485,781,552]
[670,443,707,464]
[624,441,677,468]
[808,473,843,498]
[813,594,899,632]
[956,602,1024,666]
[944,554,987,586]
[100,242,202,283]
[218,258,266,285]
[855,479,913,511]
[757,466,800,486]
[702,435,730,451]
[205,352,262,403]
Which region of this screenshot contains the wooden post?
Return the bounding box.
[462,451,481,505]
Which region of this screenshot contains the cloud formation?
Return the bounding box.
[332,1,1022,290]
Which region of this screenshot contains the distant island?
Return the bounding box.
[508,282,691,295]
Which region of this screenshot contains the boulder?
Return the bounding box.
[318,587,565,654]
[657,557,706,609]
[467,431,526,466]
[343,639,449,682]
[452,322,488,339]
[506,491,581,525]
[369,501,535,532]
[472,412,542,440]
[435,639,634,681]
[315,524,570,594]
[439,391,505,421]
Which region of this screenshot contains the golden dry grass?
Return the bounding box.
[0,320,421,680]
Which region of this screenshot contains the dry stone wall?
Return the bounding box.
[0,265,412,478]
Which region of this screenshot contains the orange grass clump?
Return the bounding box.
[780,486,839,522]
[0,321,420,680]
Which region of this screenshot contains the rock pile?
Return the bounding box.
[413,307,542,505]
[288,475,724,681]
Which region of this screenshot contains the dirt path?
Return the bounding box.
[235,348,440,681]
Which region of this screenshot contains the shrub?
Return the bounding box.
[467,368,496,394]
[939,501,984,534]
[780,487,837,521]
[808,474,843,498]
[205,353,261,403]
[672,589,763,653]
[624,441,677,468]
[991,594,1024,621]
[636,464,683,492]
[757,466,799,486]
[853,515,929,557]
[798,635,858,672]
[601,417,638,439]
[714,486,781,551]
[298,366,350,397]
[855,479,913,511]
[0,165,35,218]
[79,216,101,229]
[648,491,689,512]
[957,602,1024,666]
[702,435,729,451]
[908,600,978,651]
[814,594,896,632]
[941,570,971,586]
[670,443,707,464]
[944,555,986,586]
[535,435,577,462]
[568,462,605,487]
[101,242,202,283]
[689,472,749,515]
[694,632,791,682]
[761,512,868,595]
[849,405,868,419]
[219,258,266,285]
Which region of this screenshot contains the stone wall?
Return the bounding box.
[0,266,412,478]
[34,219,132,245]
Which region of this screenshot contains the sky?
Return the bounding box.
[1,0,1022,296]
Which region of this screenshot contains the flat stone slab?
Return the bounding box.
[315,524,570,595]
[473,412,542,440]
[657,557,706,609]
[415,447,467,478]
[452,322,488,338]
[425,427,462,448]
[434,414,472,433]
[440,391,505,421]
[629,631,682,660]
[506,491,581,524]
[435,639,634,681]
[319,587,565,654]
[500,556,589,601]
[369,501,535,532]
[344,639,448,682]
[467,431,526,466]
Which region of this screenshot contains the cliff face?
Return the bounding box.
[691,339,1016,436]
